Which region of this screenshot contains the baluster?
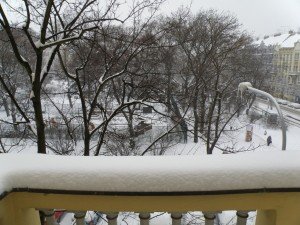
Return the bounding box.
[139,212,150,225]
[203,211,217,225]
[171,212,182,225]
[42,209,57,225]
[74,211,86,225]
[106,212,119,225]
[236,211,249,225]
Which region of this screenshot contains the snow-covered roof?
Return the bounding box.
[255,33,300,48]
[1,152,300,196]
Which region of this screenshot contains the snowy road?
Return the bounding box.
[253,99,300,128]
[251,99,300,151]
[255,98,300,119]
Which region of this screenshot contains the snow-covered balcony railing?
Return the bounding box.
[1,152,300,225]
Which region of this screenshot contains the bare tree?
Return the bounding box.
[0,0,163,154]
[163,10,261,154]
[58,1,165,156]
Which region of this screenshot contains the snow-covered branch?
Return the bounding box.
[40,0,54,44]
[40,46,59,83]
[0,4,32,76]
[38,26,97,50]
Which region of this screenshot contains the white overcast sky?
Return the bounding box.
[2,0,300,38]
[159,0,300,38]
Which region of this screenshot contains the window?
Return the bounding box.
[295,53,299,61]
[288,76,293,84]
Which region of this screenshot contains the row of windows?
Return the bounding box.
[274,52,300,62]
[275,63,300,72]
[288,76,300,85]
[271,74,300,85]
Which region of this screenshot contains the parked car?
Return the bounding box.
[276,99,288,105]
[54,210,65,223]
[267,112,278,125]
[288,102,300,109]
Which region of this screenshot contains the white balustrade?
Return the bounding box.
[171,212,182,225]
[139,212,151,225]
[236,211,250,225]
[203,211,218,225]
[74,211,86,225]
[38,209,255,225]
[106,212,119,225]
[42,209,57,225]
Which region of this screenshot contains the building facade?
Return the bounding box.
[257,33,300,103]
[271,41,300,102]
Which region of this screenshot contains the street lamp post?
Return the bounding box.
[238,82,286,151]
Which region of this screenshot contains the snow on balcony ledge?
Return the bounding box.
[1,151,300,197]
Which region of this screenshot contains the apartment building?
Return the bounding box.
[256,33,300,103]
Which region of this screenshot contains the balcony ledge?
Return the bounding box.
[1,151,300,199]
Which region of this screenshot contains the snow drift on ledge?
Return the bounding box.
[1,152,300,195]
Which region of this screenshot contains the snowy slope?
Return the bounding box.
[1,152,300,195]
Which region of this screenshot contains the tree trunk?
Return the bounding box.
[32,95,46,154]
[193,88,199,143]
[32,51,46,154]
[10,98,18,132]
[67,91,73,108]
[170,96,188,143]
[206,91,219,155]
[83,130,90,156]
[214,92,222,139]
[127,110,136,150]
[165,64,172,112]
[2,96,9,117]
[199,91,206,133]
[81,95,90,156]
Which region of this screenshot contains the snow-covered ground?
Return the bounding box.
[162,97,300,156]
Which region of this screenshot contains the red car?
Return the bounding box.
[54,210,65,223]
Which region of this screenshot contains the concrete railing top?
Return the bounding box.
[1,151,300,197]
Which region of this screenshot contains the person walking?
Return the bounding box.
[267,136,272,146]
